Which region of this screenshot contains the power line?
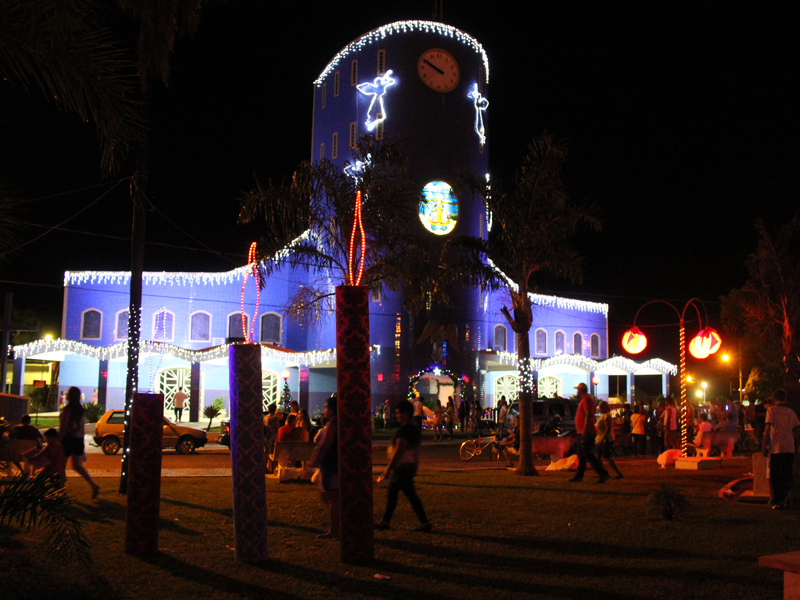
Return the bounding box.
[18,178,131,204]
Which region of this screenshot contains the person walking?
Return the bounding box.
[310,396,339,538]
[375,399,432,532]
[432,402,445,441]
[173,386,187,422]
[59,386,99,499]
[382,400,391,430]
[569,383,610,483]
[595,401,623,479]
[413,393,425,430]
[496,396,509,439]
[662,397,679,450]
[761,388,800,509]
[471,397,483,439]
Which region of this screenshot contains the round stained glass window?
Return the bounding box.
[419,181,458,235]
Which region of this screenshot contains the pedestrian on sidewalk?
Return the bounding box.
[595,401,623,479]
[569,383,610,484]
[375,399,432,532]
[173,387,187,422]
[762,388,800,509]
[59,386,99,499]
[445,397,455,440]
[310,396,339,538]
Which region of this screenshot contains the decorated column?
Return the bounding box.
[336,284,373,564]
[125,392,164,557]
[229,343,268,563]
[189,361,201,422]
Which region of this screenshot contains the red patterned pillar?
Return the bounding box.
[336,285,373,564]
[229,343,268,563]
[125,392,164,557]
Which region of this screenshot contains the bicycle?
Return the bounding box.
[459,435,500,461]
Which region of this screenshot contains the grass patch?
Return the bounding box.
[1,461,795,600]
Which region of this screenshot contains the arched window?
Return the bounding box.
[80,309,102,340]
[114,309,129,342]
[493,324,507,352]
[189,311,211,343]
[555,330,566,355]
[573,332,584,355]
[260,313,282,345]
[590,333,601,358]
[152,309,174,342]
[228,312,248,340]
[535,328,547,355]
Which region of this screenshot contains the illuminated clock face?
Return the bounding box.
[419,181,458,235]
[417,48,460,93]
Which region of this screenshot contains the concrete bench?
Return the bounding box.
[269,441,315,481]
[759,551,800,599]
[696,430,738,458]
[531,435,573,462]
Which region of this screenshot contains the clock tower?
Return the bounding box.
[312,21,490,405]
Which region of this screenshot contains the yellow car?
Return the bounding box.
[93,410,208,455]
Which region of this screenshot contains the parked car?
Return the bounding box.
[504,399,577,432]
[93,410,208,455]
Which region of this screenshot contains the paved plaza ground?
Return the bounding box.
[2,448,798,600]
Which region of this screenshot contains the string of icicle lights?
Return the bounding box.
[485,259,609,315]
[314,21,490,87]
[14,338,381,367]
[491,351,677,376]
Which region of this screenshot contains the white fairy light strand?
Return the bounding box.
[314,21,489,87]
[489,350,676,376]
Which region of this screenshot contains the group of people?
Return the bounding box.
[3,386,99,499]
[263,401,314,455]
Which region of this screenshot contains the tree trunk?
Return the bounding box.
[514,310,537,476]
[119,126,149,495]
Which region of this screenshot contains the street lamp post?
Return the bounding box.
[622,298,722,456]
[701,381,708,404]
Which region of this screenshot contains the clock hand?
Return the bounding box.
[423,59,445,75]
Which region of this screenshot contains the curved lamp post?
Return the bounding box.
[621,299,722,456]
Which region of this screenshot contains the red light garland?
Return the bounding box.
[347,190,366,286]
[240,242,261,342]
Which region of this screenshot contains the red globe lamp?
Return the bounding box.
[592,376,600,385]
[622,326,648,354]
[688,327,722,359]
[281,369,291,380]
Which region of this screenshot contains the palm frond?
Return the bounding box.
[0,473,92,565]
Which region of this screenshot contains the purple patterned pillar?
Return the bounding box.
[125,392,164,557]
[229,343,268,563]
[336,285,373,564]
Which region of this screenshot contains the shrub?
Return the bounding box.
[82,402,104,423]
[203,405,222,431]
[211,397,225,411]
[648,484,689,521]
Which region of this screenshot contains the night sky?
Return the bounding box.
[1,1,797,394]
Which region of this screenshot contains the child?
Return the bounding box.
[27,428,66,485]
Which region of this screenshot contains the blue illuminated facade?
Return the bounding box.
[14,22,637,417]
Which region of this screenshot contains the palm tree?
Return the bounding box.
[114,0,207,494]
[239,136,425,324]
[461,134,601,475]
[0,0,143,173]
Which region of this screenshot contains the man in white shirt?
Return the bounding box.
[413,393,425,430]
[173,387,188,422]
[762,389,800,509]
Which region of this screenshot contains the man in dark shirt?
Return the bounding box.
[500,416,521,468]
[375,399,432,532]
[12,415,44,443]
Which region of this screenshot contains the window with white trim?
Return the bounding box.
[189,311,211,343]
[320,143,324,161]
[334,71,340,97]
[332,132,338,159]
[260,312,282,345]
[114,309,129,341]
[81,308,102,340]
[535,328,547,355]
[573,332,583,355]
[152,309,174,342]
[375,114,384,140]
[228,313,248,340]
[321,83,326,108]
[555,330,566,355]
[493,324,507,352]
[349,122,357,148]
[350,59,358,85]
[590,333,601,358]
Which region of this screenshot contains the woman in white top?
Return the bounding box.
[59,386,99,499]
